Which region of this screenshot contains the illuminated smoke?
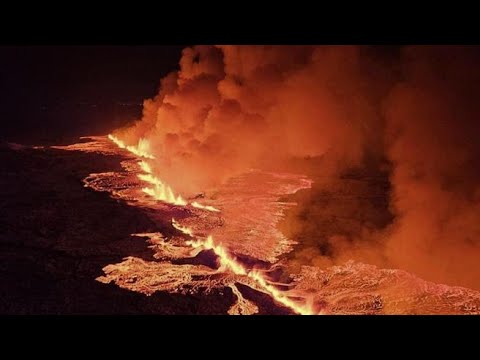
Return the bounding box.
[381,46,480,289]
[110,45,480,290]
[110,45,380,196]
[108,136,218,210]
[281,46,480,289]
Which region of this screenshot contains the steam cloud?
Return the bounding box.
[113,45,480,289]
[383,46,480,288]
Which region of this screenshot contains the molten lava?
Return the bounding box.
[172,218,317,315]
[108,135,220,210]
[171,218,195,237]
[109,134,186,206]
[53,135,480,315]
[108,134,155,159]
[138,172,187,206]
[138,160,152,174]
[105,134,319,314]
[191,201,220,212]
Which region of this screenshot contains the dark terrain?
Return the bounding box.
[2,143,479,315]
[0,145,234,314]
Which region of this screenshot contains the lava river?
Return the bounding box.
[50,136,480,315]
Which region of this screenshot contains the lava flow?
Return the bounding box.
[171,218,317,315]
[49,134,480,315]
[107,133,316,314]
[137,160,187,206]
[108,134,155,159]
[109,135,218,209]
[191,201,220,212]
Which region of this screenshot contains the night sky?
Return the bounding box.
[0,46,185,144]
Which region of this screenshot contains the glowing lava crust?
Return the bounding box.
[106,133,317,315]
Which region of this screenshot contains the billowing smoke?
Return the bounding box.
[113,45,480,289]
[113,45,383,194]
[382,46,480,289]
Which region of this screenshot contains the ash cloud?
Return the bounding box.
[114,45,480,289]
[382,46,480,288]
[114,45,382,194]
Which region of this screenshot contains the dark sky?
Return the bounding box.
[0,46,185,144]
[0,45,402,145]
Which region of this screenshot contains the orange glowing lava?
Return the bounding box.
[108,135,220,210]
[138,172,188,206]
[138,160,152,174]
[172,218,195,237]
[172,218,317,315]
[54,133,480,315]
[191,201,220,212]
[108,133,317,314]
[136,161,187,206]
[108,134,187,206]
[108,134,155,159]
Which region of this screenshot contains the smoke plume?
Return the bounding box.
[114,45,383,194]
[383,46,480,288]
[113,45,480,289]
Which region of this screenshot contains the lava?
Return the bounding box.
[137,160,187,205]
[108,135,221,210]
[108,134,155,159]
[138,172,187,206]
[172,218,195,237]
[136,160,187,206]
[108,133,317,314]
[172,218,317,315]
[191,201,220,212]
[51,135,480,315]
[228,284,259,315]
[110,134,186,206]
[138,160,152,174]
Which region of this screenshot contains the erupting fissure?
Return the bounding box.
[109,133,316,314]
[191,201,220,212]
[137,165,187,206]
[108,134,217,210]
[108,134,155,159]
[171,219,317,315]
